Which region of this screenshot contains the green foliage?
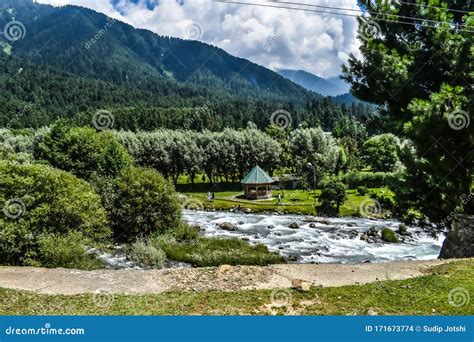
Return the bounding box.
[289,127,339,183]
[356,186,368,195]
[156,237,285,267]
[109,167,182,242]
[362,134,400,172]
[128,240,166,269]
[35,122,132,179]
[319,179,348,214]
[341,171,400,189]
[0,162,110,266]
[37,231,103,270]
[343,1,473,226]
[171,223,201,243]
[381,228,399,243]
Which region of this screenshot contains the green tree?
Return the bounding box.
[319,180,348,214]
[362,134,400,172]
[108,167,182,242]
[35,122,132,179]
[0,162,110,266]
[342,0,473,226]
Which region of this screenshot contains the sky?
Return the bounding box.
[35,0,362,78]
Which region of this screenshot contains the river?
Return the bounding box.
[183,209,444,264]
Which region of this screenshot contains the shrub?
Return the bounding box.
[38,232,103,270]
[128,240,166,269]
[34,121,132,179]
[172,223,200,242]
[341,171,400,189]
[319,179,347,214]
[356,186,368,195]
[381,228,399,243]
[109,167,182,242]
[0,162,110,266]
[157,237,285,267]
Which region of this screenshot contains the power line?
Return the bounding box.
[272,0,473,28]
[215,0,474,33]
[396,0,472,14]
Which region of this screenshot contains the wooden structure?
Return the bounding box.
[241,165,274,200]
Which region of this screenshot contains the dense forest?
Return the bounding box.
[0,0,373,130]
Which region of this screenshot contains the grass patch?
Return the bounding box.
[1,260,473,315]
[183,188,394,216]
[158,236,285,267]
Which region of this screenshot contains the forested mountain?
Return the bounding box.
[278,69,350,97]
[0,0,372,130]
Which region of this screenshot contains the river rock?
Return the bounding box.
[309,223,317,228]
[304,217,330,225]
[218,222,237,231]
[289,222,300,229]
[439,215,474,259]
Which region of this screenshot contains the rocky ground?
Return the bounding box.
[0,259,450,295]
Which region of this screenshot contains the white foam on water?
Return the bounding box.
[183,210,444,264]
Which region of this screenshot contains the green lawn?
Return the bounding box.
[182,188,393,216]
[1,260,472,315]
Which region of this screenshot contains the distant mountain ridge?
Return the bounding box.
[1,0,313,101]
[278,69,350,97]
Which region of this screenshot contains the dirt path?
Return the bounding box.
[0,259,449,295]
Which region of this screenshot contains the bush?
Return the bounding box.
[109,167,182,242]
[356,186,368,195]
[128,240,166,269]
[35,121,132,179]
[341,171,400,189]
[38,232,103,270]
[319,179,347,214]
[156,237,285,267]
[362,134,400,172]
[172,223,200,242]
[381,228,399,243]
[0,162,110,266]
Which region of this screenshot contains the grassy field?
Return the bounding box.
[181,188,394,216]
[1,260,472,315]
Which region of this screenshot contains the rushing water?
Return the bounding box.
[183,210,444,264]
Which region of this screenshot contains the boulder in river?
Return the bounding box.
[289,222,300,229]
[218,222,237,231]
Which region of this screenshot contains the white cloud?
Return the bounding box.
[36,0,362,78]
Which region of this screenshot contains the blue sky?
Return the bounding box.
[36,0,362,78]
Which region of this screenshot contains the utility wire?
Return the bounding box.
[272,0,473,28]
[215,0,474,32]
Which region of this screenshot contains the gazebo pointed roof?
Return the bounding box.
[241,165,274,185]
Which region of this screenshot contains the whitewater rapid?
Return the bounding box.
[183,210,444,264]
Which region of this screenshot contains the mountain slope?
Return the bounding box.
[2,0,313,101]
[278,69,350,97]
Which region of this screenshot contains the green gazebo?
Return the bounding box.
[241,165,274,200]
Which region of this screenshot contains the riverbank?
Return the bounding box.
[181,187,394,217]
[1,259,472,315]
